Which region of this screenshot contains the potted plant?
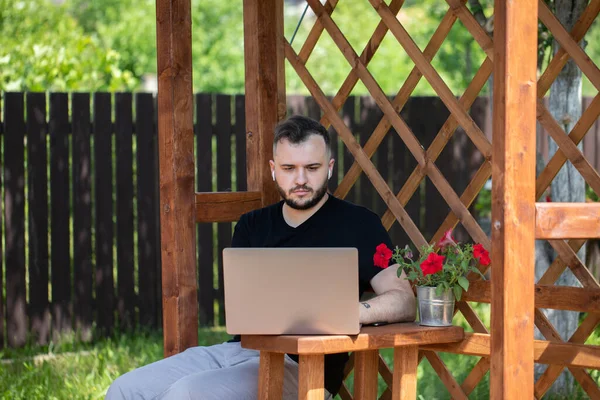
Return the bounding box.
[374,230,490,326]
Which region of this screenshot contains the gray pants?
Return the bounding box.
[105,341,333,400]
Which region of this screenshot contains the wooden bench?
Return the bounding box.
[241,323,464,400]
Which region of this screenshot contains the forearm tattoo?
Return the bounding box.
[361,302,371,309]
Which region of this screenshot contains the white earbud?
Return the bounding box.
[328,169,332,179]
[272,171,275,181]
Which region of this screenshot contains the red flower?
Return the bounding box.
[420,253,445,276]
[473,244,490,266]
[373,243,392,269]
[437,229,457,250]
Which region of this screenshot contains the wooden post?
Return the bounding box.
[243,0,283,206]
[491,0,538,398]
[156,0,198,357]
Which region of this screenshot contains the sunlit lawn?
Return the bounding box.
[1,309,598,400]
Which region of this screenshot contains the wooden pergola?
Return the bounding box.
[155,0,600,398]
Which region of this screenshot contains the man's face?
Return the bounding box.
[270,135,334,210]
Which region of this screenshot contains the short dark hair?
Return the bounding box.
[273,115,331,156]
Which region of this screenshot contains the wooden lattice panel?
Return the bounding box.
[282,0,600,398]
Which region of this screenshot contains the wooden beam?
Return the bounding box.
[422,333,600,369]
[491,0,537,398]
[535,203,600,239]
[243,0,282,207]
[156,0,198,357]
[241,323,463,354]
[462,281,600,313]
[195,192,262,223]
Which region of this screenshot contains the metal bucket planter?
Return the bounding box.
[416,286,455,327]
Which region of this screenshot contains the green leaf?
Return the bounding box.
[453,285,462,301]
[458,276,470,291]
[436,284,444,297]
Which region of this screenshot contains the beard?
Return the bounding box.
[275,177,329,210]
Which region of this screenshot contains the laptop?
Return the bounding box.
[222,247,360,335]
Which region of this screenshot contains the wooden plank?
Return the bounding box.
[242,323,463,354]
[538,0,600,91]
[298,354,325,400]
[4,92,27,348]
[537,0,600,96]
[536,102,600,197]
[359,97,382,213]
[490,0,537,398]
[535,203,600,239]
[157,0,198,356]
[422,333,600,369]
[136,93,159,329]
[422,350,468,400]
[342,96,357,203]
[334,6,464,202]
[285,41,427,249]
[195,192,262,223]
[72,92,93,341]
[195,93,214,326]
[49,92,71,338]
[392,346,418,400]
[235,95,247,192]
[298,0,339,63]
[115,92,135,330]
[354,350,379,400]
[26,92,50,346]
[461,357,491,395]
[93,92,114,335]
[462,281,600,312]
[536,95,600,200]
[258,352,285,400]
[321,0,407,131]
[534,313,600,397]
[389,112,413,247]
[216,94,232,327]
[362,0,491,158]
[380,58,493,232]
[243,0,281,207]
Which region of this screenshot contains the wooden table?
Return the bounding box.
[241,323,464,400]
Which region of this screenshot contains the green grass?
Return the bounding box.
[1,323,598,400]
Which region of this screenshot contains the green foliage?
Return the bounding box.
[3,322,596,399]
[394,241,485,301]
[0,0,136,91]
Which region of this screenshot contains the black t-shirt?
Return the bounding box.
[229,194,393,395]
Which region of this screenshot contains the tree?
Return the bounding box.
[0,0,136,91]
[536,0,588,395]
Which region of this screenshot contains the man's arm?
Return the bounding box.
[359,265,416,325]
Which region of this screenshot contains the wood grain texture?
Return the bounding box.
[298,354,325,400]
[354,350,379,400]
[391,346,418,400]
[243,0,281,207]
[241,323,463,355]
[538,0,600,90]
[462,280,600,312]
[257,352,284,400]
[195,192,262,223]
[536,102,600,196]
[422,333,600,369]
[156,0,198,356]
[422,350,467,399]
[490,0,538,398]
[535,203,600,239]
[537,0,600,95]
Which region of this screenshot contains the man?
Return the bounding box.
[106,115,416,400]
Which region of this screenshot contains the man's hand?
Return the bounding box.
[359,264,416,325]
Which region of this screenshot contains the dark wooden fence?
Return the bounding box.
[1,92,599,348]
